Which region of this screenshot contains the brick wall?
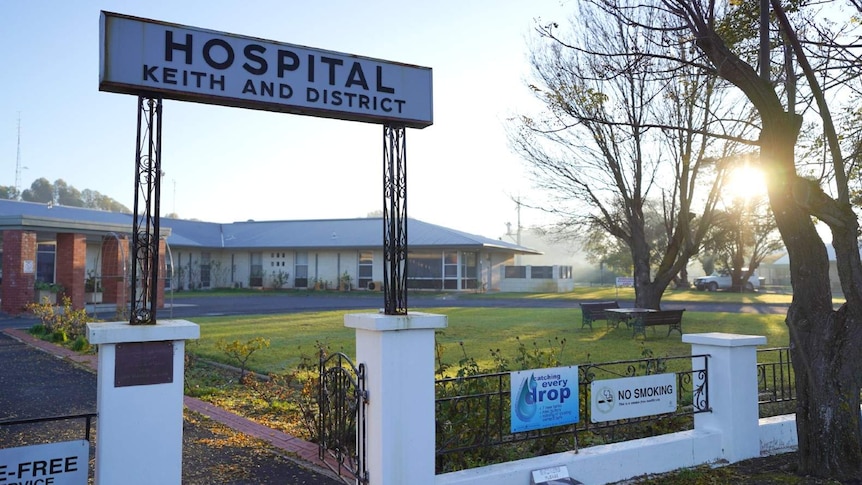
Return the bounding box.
[1,230,37,315]
[56,233,86,309]
[101,236,129,307]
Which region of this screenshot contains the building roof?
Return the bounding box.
[0,199,539,254]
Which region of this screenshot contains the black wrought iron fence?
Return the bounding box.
[318,351,368,484]
[435,354,709,473]
[0,413,96,444]
[0,413,97,481]
[757,347,796,417]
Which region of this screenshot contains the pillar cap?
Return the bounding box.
[87,319,200,344]
[345,312,448,331]
[682,332,766,347]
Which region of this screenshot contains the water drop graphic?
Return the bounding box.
[515,374,538,422]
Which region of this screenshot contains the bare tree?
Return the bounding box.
[510,2,741,308]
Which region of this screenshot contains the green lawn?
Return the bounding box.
[187,306,790,375]
[170,285,843,306]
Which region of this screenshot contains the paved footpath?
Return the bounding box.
[1,328,345,484]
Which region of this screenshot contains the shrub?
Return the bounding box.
[215,337,271,379]
[26,296,94,342]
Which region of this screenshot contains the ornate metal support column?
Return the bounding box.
[130,96,163,325]
[382,125,407,315]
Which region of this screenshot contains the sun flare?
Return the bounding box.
[725,165,766,201]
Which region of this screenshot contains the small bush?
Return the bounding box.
[71,336,90,352]
[25,296,95,342]
[51,330,68,343]
[215,337,271,379]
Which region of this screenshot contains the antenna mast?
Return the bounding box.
[15,114,22,199]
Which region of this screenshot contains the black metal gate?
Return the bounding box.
[318,351,368,484]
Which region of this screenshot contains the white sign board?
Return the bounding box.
[532,466,569,482]
[590,373,677,422]
[615,276,634,287]
[99,11,433,128]
[0,440,88,485]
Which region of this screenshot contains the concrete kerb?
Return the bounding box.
[0,327,341,481]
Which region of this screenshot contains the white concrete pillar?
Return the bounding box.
[683,332,766,463]
[87,320,200,485]
[345,312,447,485]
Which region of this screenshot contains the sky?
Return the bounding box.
[0,0,571,241]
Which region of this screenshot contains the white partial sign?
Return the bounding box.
[0,440,88,485]
[531,465,571,484]
[99,11,433,128]
[590,373,677,422]
[615,276,634,287]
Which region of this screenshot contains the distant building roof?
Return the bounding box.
[0,199,539,254]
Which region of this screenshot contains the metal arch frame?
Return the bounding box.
[130,96,163,325]
[127,108,410,321]
[382,125,408,315]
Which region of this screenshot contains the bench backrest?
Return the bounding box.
[643,309,685,323]
[580,301,619,316]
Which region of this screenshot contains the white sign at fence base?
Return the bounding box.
[590,373,677,423]
[531,465,584,484]
[0,440,88,485]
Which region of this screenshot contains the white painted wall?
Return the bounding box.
[352,328,796,485]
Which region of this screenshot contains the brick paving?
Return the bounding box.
[2,327,341,478]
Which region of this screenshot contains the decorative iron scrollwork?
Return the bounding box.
[130,96,163,325]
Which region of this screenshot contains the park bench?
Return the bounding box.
[579,301,619,330]
[631,309,686,339]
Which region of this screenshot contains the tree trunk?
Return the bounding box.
[790,305,862,480]
[761,113,862,480]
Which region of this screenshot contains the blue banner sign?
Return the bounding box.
[510,366,579,433]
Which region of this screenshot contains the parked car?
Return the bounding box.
[694,269,762,292]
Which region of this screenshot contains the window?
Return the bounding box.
[200,252,211,288]
[461,252,478,289]
[165,257,172,290]
[250,253,263,287]
[531,266,553,279]
[407,251,443,289]
[443,251,458,289]
[358,251,373,289]
[295,251,308,288]
[505,266,526,279]
[36,243,56,284]
[559,266,573,279]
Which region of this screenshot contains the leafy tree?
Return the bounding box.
[701,194,783,291]
[54,179,84,207]
[20,178,54,203]
[0,186,18,200]
[17,178,129,213]
[580,199,671,279]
